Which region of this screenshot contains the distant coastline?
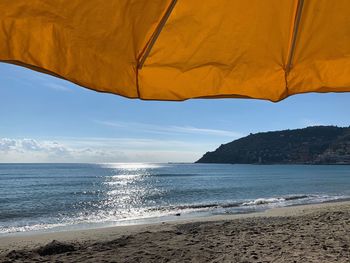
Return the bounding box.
[196,126,350,164]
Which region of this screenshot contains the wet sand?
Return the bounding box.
[1,201,350,262]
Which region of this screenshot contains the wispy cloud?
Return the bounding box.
[1,64,72,92]
[169,125,241,137]
[96,120,243,138]
[44,83,71,92]
[58,136,221,154]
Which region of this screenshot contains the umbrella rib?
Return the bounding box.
[138,0,178,70]
[285,0,304,74]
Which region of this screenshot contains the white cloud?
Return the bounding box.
[0,137,214,163]
[0,138,17,151]
[0,138,71,156]
[0,137,121,163]
[21,139,45,151]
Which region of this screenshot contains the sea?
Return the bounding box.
[1,163,350,236]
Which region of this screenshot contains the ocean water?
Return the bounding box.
[1,163,350,236]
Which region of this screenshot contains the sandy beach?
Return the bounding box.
[1,201,350,262]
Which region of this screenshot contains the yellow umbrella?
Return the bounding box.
[1,0,350,101]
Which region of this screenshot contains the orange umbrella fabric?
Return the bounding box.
[1,0,350,101]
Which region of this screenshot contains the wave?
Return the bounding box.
[172,202,242,210]
[150,194,346,215]
[242,195,310,206]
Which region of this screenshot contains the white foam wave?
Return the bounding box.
[242,197,285,206]
[241,194,349,208]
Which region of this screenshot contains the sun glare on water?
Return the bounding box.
[99,163,164,170]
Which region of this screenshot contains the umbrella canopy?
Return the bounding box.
[1,0,350,101]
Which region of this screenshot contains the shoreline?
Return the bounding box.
[2,195,349,239]
[1,200,350,262]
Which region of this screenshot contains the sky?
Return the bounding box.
[1,62,350,163]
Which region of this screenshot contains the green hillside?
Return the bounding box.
[196,126,350,164]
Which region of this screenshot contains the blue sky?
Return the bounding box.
[1,62,349,163]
